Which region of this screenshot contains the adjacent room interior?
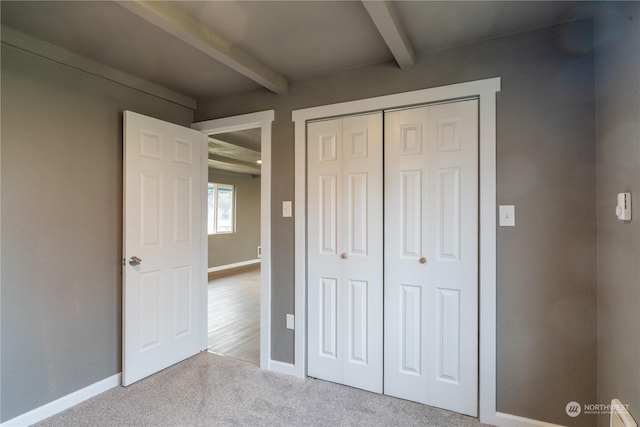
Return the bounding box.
[206,129,262,366]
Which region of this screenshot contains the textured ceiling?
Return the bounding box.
[170,0,391,82]
[1,1,597,100]
[397,1,595,52]
[1,0,597,174]
[208,128,262,175]
[0,1,260,98]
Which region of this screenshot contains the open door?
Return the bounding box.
[123,111,207,386]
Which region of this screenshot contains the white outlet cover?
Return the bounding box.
[286,314,295,330]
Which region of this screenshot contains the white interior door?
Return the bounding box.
[123,111,206,386]
[384,100,479,415]
[307,113,383,393]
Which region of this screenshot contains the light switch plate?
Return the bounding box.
[282,201,292,218]
[616,192,632,221]
[499,205,515,227]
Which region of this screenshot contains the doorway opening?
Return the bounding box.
[192,110,274,371]
[206,128,262,365]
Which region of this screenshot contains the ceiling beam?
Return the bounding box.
[362,0,415,69]
[210,137,261,157]
[208,154,261,171]
[212,134,261,153]
[117,0,288,94]
[208,160,261,175]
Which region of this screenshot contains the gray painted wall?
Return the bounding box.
[196,20,598,425]
[595,2,640,426]
[7,13,635,426]
[0,45,193,421]
[208,169,261,268]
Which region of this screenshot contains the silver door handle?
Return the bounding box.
[129,256,143,266]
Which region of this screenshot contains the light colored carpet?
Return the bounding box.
[36,353,491,427]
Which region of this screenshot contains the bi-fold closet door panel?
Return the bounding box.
[384,100,479,416]
[307,113,383,393]
[306,100,478,416]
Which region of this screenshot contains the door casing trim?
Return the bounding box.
[292,78,500,424]
[192,110,274,371]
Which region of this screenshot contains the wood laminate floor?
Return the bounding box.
[207,267,260,365]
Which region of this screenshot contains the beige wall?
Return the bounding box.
[0,44,193,421]
[595,2,640,425]
[196,20,598,425]
[207,169,261,268]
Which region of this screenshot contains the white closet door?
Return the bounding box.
[307,117,344,385]
[307,113,383,393]
[384,100,479,416]
[341,114,383,392]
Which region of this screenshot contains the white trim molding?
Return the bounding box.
[192,110,274,372]
[0,374,120,427]
[292,78,500,424]
[494,412,566,427]
[267,360,298,377]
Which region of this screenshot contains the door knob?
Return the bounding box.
[340,253,348,259]
[129,256,143,266]
[419,257,427,264]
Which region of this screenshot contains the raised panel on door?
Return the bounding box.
[384,100,478,416]
[438,168,460,261]
[307,118,343,383]
[401,170,423,258]
[346,279,368,364]
[320,277,339,360]
[435,288,461,383]
[173,177,192,246]
[172,266,192,338]
[400,284,422,377]
[139,270,162,350]
[347,173,368,256]
[140,172,162,248]
[320,176,338,255]
[341,113,382,393]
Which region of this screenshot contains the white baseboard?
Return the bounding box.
[208,259,260,273]
[493,411,565,427]
[1,373,121,427]
[268,359,297,377]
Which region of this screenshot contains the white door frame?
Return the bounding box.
[292,78,500,424]
[192,110,274,370]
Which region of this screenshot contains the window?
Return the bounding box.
[208,183,235,234]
